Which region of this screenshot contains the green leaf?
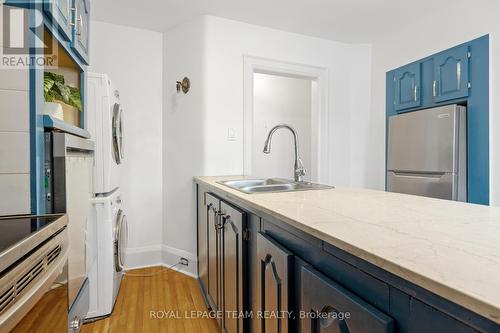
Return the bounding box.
[55,81,71,103]
[44,71,82,112]
[44,71,65,84]
[44,77,55,95]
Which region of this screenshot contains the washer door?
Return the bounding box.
[111,103,124,165]
[114,209,128,272]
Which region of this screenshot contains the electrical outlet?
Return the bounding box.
[180,257,189,266]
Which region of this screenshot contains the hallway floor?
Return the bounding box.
[81,267,219,333]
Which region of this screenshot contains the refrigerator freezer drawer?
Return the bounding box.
[387,171,465,201]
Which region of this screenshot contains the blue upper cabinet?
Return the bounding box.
[433,44,470,102]
[386,36,489,205]
[394,62,421,111]
[43,0,73,41]
[70,0,90,65]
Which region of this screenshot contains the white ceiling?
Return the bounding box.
[92,0,455,43]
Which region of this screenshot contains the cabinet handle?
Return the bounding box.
[76,14,83,36]
[67,1,72,23]
[213,210,225,230]
[413,86,417,101]
[217,215,230,230]
[433,80,437,97]
[70,7,77,27]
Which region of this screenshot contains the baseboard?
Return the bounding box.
[161,245,198,278]
[124,245,162,270]
[124,244,198,278]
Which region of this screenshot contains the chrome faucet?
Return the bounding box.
[263,124,306,182]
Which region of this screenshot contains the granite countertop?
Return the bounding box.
[194,175,500,324]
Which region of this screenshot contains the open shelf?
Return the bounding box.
[43,28,84,129]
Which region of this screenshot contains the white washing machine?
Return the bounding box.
[86,189,128,319]
[86,72,124,195]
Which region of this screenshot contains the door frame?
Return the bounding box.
[243,56,329,182]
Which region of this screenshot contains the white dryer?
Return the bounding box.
[86,73,124,194]
[86,189,128,319]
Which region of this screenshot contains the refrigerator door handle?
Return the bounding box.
[391,170,446,178]
[387,171,457,201]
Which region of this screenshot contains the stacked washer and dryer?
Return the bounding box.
[85,73,128,320]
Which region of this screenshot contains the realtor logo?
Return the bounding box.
[1,3,58,69]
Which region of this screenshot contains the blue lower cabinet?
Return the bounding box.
[196,186,498,333]
[433,44,470,102]
[394,62,421,111]
[43,0,72,41]
[300,265,394,333]
[256,232,293,333]
[389,287,479,333]
[70,0,90,65]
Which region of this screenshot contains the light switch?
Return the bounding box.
[227,128,236,141]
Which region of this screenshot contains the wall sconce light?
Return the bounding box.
[176,77,190,94]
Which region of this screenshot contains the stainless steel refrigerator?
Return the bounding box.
[387,104,467,201]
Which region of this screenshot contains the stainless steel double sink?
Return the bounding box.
[218,178,333,194]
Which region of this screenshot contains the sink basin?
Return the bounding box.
[218,178,333,194]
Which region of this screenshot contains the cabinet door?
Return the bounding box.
[394,63,421,111]
[220,201,246,333]
[43,0,72,41]
[206,193,220,312]
[70,0,90,64]
[300,265,393,333]
[197,187,209,297]
[256,232,293,333]
[433,45,469,102]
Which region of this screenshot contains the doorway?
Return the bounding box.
[252,73,313,180]
[243,57,328,183]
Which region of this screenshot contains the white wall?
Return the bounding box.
[163,16,372,272]
[203,16,371,185]
[252,73,312,180]
[163,17,206,276]
[368,0,500,205]
[90,21,164,268]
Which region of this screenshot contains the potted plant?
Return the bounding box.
[44,72,82,126]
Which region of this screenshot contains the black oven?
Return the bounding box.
[0,214,68,332]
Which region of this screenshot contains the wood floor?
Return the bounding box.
[81,267,219,333]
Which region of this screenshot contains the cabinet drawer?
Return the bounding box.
[300,265,394,333]
[389,287,481,333]
[264,220,390,312]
